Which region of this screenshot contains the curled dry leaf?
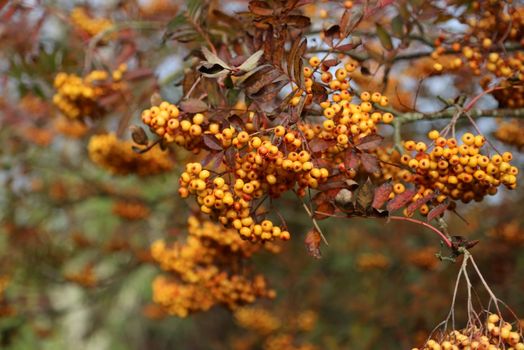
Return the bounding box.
[305,228,322,259]
[130,125,148,146]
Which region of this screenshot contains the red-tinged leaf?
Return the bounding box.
[340,10,351,36]
[336,40,362,52]
[203,134,223,151]
[465,240,479,250]
[305,228,322,259]
[372,182,393,209]
[180,99,208,113]
[360,153,380,173]
[322,59,339,68]
[344,150,360,169]
[356,134,383,151]
[309,138,331,153]
[314,202,335,220]
[224,147,236,168]
[386,189,416,212]
[316,181,347,192]
[201,151,224,167]
[406,193,435,217]
[427,202,449,222]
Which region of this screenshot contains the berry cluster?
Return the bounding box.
[233,306,318,350]
[150,216,278,317]
[88,133,173,176]
[494,120,524,149]
[379,131,518,215]
[355,253,390,271]
[407,247,439,271]
[414,313,524,350]
[432,1,524,107]
[264,335,317,350]
[234,307,282,335]
[112,201,150,221]
[142,100,339,241]
[140,57,395,241]
[53,65,127,119]
[488,220,524,244]
[293,58,394,152]
[70,7,113,38]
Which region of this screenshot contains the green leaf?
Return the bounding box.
[391,15,404,38]
[376,23,393,50]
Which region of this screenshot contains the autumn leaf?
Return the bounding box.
[305,228,322,259]
[372,181,393,209]
[427,202,449,222]
[180,99,208,113]
[376,23,393,50]
[356,178,374,211]
[130,125,148,146]
[405,193,435,217]
[360,153,380,173]
[386,189,416,212]
[203,134,223,151]
[356,134,383,151]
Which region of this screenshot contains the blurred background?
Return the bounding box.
[1,0,523,349]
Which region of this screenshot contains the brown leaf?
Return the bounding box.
[224,147,236,168]
[360,153,380,173]
[202,151,224,167]
[309,138,332,153]
[130,125,148,146]
[356,178,374,211]
[322,59,339,68]
[386,189,416,212]
[344,150,360,169]
[203,134,223,151]
[339,10,351,36]
[293,39,307,86]
[427,202,449,222]
[323,25,340,46]
[251,80,288,103]
[405,193,435,217]
[305,228,322,259]
[336,41,362,52]
[287,15,311,29]
[314,201,335,220]
[356,134,383,151]
[249,1,273,16]
[244,67,282,96]
[372,181,392,209]
[180,99,208,113]
[287,36,302,80]
[311,82,328,104]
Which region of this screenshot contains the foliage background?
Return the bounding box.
[1,0,523,349]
